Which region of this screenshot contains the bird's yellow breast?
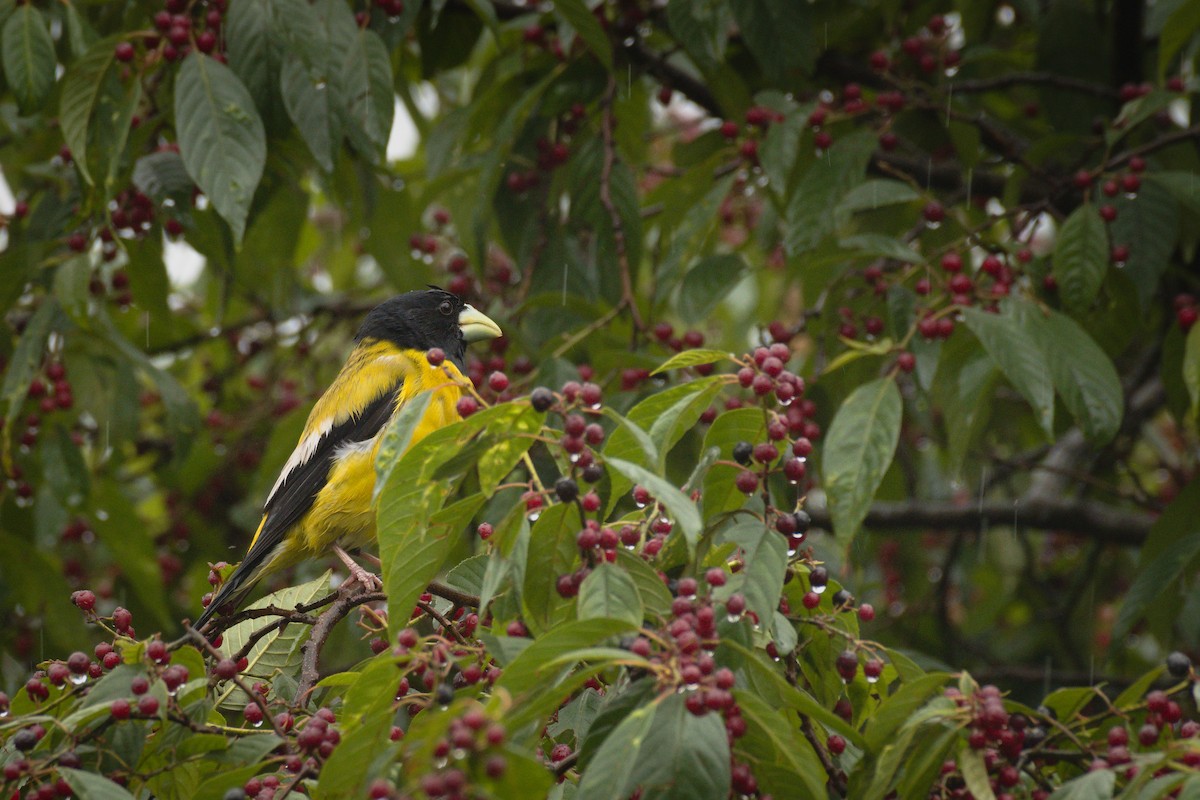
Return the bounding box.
[288,348,465,557]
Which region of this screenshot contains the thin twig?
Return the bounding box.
[948,72,1120,99]
[183,624,291,744]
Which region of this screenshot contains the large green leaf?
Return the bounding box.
[521,502,582,634]
[729,0,813,80]
[606,458,704,552]
[1113,531,1200,641]
[59,36,142,190]
[676,254,746,323]
[553,0,612,68]
[216,571,332,708]
[577,563,644,627]
[576,696,660,800]
[1110,179,1180,309]
[281,51,342,172]
[1047,769,1116,799]
[785,130,876,255]
[1037,310,1123,442]
[2,5,55,113]
[632,692,731,800]
[1185,323,1200,418]
[821,376,902,546]
[961,304,1055,436]
[60,769,137,800]
[1052,204,1108,311]
[174,53,266,243]
[1,300,61,435]
[225,0,280,112]
[718,521,788,633]
[497,617,638,699]
[337,24,393,152]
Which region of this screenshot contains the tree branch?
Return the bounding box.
[297,588,386,700]
[806,497,1152,546]
[948,72,1120,99]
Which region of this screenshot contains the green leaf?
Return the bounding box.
[863,673,953,752]
[225,0,280,112]
[497,617,638,699]
[522,502,582,634]
[1185,323,1200,418]
[785,130,876,255]
[821,376,902,546]
[837,180,920,214]
[1048,769,1116,799]
[650,349,734,375]
[59,36,142,190]
[631,692,731,800]
[382,493,486,640]
[614,549,674,619]
[553,0,612,69]
[676,254,746,322]
[702,408,766,519]
[839,234,922,263]
[718,521,788,634]
[576,697,660,800]
[317,658,402,796]
[281,51,342,172]
[959,748,997,800]
[729,0,813,81]
[1038,309,1124,442]
[338,27,394,151]
[174,53,266,244]
[1052,205,1108,311]
[2,5,55,113]
[666,0,730,69]
[1,300,61,436]
[577,563,644,626]
[60,769,137,800]
[216,571,332,708]
[1158,0,1200,78]
[1113,532,1200,641]
[961,304,1055,436]
[372,390,433,503]
[732,692,827,799]
[1111,178,1180,309]
[606,458,703,552]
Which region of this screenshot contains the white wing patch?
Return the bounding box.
[265,417,333,506]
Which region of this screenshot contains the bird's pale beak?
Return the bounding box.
[458,305,502,342]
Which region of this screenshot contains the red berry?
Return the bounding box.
[896,352,916,373]
[1178,306,1198,331]
[1099,204,1117,222]
[735,470,758,494]
[455,397,478,417]
[922,202,945,223]
[827,734,846,755]
[487,371,509,392]
[71,589,96,611]
[214,658,238,680]
[115,42,136,62]
[704,567,726,587]
[137,695,159,715]
[426,348,445,366]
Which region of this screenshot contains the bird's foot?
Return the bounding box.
[333,545,383,593]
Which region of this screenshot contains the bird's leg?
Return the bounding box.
[332,544,383,592]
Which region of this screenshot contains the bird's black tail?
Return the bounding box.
[193,559,261,631]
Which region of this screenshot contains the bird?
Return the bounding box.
[193,289,502,630]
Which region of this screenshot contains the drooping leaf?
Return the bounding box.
[2,4,56,113]
[961,303,1055,436]
[553,0,612,68]
[1037,310,1123,442]
[174,53,267,243]
[59,36,142,190]
[821,376,902,547]
[1052,204,1108,311]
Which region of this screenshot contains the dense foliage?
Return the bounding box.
[1,0,1200,797]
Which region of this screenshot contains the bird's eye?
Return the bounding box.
[439,300,453,316]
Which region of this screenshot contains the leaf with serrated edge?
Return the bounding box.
[174,53,266,243]
[1038,309,1123,442]
[962,304,1055,436]
[216,571,332,708]
[1052,205,1108,311]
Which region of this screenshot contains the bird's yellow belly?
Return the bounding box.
[294,379,462,556]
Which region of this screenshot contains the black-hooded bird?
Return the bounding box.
[194,289,502,630]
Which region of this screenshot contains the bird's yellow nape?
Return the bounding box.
[459,305,502,342]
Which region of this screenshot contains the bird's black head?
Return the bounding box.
[356,289,502,369]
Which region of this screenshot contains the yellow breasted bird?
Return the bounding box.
[194,289,502,630]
